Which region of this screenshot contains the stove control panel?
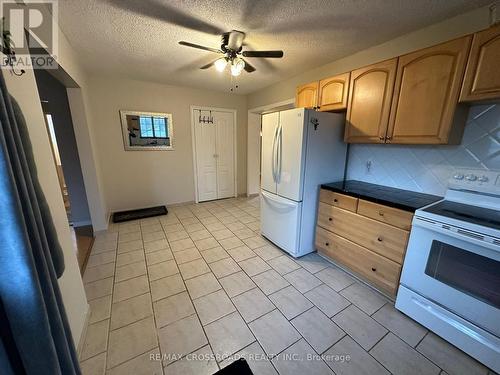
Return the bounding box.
[449,169,500,195]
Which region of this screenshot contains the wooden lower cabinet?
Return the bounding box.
[318,202,408,263]
[319,189,358,212]
[357,199,413,231]
[316,189,412,298]
[316,227,401,296]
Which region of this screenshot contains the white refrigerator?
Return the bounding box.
[260,108,347,257]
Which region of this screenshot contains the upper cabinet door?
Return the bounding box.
[295,82,319,109]
[460,24,500,102]
[387,36,472,144]
[344,58,397,143]
[318,72,350,112]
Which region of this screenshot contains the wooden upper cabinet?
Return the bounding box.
[295,82,319,109]
[387,36,472,144]
[318,72,350,111]
[460,24,500,102]
[344,58,397,143]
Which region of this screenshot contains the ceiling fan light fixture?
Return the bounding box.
[230,58,245,76]
[214,57,227,72]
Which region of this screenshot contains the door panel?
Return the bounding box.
[345,58,397,143]
[261,112,279,194]
[277,108,306,201]
[194,110,217,201]
[460,24,500,102]
[261,190,302,256]
[318,73,350,112]
[387,36,471,144]
[215,111,235,199]
[295,82,319,109]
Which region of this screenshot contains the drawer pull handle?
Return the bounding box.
[325,242,329,246]
[371,267,377,272]
[328,217,333,221]
[333,199,338,203]
[378,211,384,216]
[377,237,383,242]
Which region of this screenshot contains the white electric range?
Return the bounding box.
[396,168,500,372]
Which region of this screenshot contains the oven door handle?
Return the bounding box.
[413,217,500,255]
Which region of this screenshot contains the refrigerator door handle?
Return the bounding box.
[271,124,279,182]
[277,124,283,183]
[261,190,297,209]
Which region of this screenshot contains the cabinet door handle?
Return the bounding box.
[371,267,377,272]
[386,136,392,141]
[379,136,385,141]
[333,198,338,203]
[377,237,383,242]
[325,242,329,246]
[328,217,333,222]
[378,211,384,216]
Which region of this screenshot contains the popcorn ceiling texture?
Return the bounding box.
[58,0,491,94]
[347,105,500,196]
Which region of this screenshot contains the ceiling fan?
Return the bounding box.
[179,30,284,76]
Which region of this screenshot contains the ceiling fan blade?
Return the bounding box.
[179,41,221,54]
[227,30,246,50]
[242,59,256,73]
[242,50,284,58]
[105,0,224,35]
[200,60,217,70]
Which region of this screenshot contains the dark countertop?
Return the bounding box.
[321,180,442,212]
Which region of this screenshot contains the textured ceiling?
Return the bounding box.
[58,0,490,94]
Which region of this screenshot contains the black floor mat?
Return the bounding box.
[214,359,253,374]
[112,205,168,223]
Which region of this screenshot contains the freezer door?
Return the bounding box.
[260,190,302,256]
[261,112,279,194]
[276,108,307,201]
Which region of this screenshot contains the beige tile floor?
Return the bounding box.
[79,196,495,375]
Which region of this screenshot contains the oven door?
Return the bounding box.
[400,217,500,337]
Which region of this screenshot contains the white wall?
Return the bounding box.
[85,76,248,213]
[247,6,491,109]
[2,67,88,347]
[347,105,500,196]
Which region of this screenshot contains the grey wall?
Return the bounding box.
[346,104,500,196]
[35,69,92,227]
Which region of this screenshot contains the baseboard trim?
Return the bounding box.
[246,193,259,198]
[77,303,91,359]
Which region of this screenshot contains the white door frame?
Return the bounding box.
[247,98,295,196]
[191,106,238,203]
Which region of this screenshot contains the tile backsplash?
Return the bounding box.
[346,104,500,196]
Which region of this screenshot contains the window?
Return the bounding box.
[139,116,168,138]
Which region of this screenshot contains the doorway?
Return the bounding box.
[191,107,237,203]
[35,69,94,273]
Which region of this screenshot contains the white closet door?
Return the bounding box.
[214,111,235,199]
[260,112,279,194]
[194,110,218,202]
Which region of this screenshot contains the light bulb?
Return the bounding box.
[230,58,245,76]
[214,58,227,72]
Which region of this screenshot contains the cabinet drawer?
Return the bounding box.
[317,203,408,263]
[316,227,401,296]
[319,189,358,212]
[357,199,413,230]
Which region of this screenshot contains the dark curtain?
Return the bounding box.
[0,71,80,374]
